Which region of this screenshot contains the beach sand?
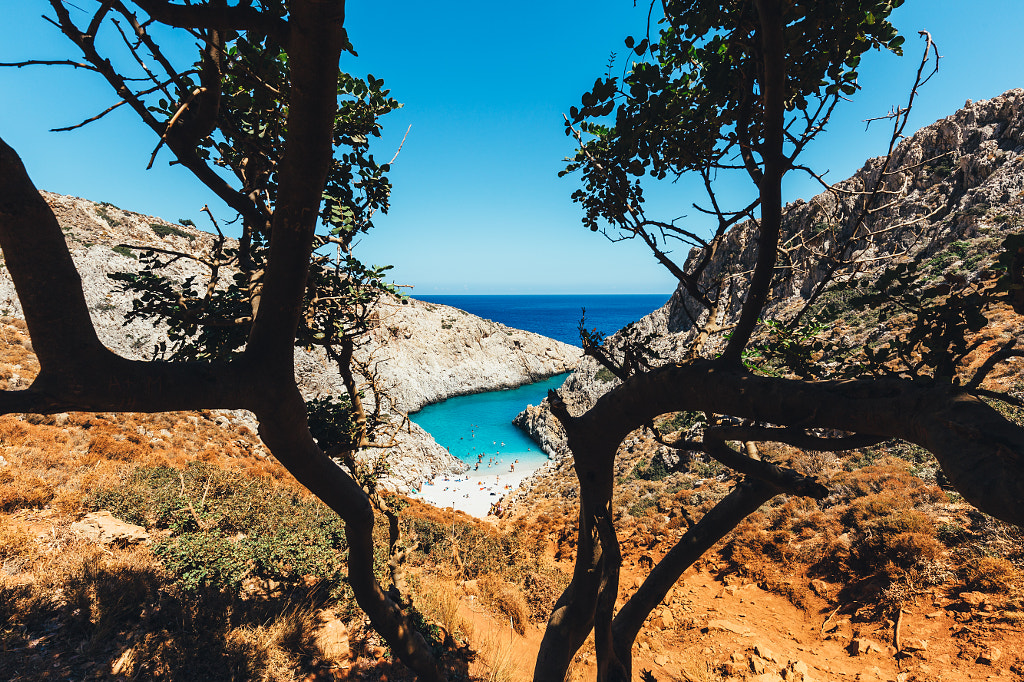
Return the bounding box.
[409,459,543,517]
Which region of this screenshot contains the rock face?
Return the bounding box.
[356,297,580,414]
[0,192,580,493]
[515,89,1024,462]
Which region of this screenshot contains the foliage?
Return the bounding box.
[149,222,195,241]
[306,395,359,454]
[86,462,348,592]
[563,0,905,234]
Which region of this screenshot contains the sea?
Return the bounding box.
[410,294,670,469]
[415,293,669,347]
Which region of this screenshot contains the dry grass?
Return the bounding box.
[476,627,520,682]
[417,577,473,643]
[479,575,531,636]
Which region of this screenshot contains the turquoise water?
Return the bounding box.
[410,373,568,468]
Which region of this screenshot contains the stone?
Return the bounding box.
[654,607,675,630]
[722,660,745,676]
[784,659,813,682]
[70,511,149,546]
[707,619,749,635]
[750,674,785,682]
[978,646,1002,665]
[654,654,668,666]
[809,579,830,598]
[749,654,769,674]
[316,616,350,662]
[755,645,778,663]
[847,638,884,656]
[901,638,928,652]
[959,591,988,607]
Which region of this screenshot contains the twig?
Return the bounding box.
[388,124,411,165]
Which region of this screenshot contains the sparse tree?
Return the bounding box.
[546,1,1024,680]
[0,1,444,679]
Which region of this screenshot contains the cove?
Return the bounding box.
[409,373,568,470]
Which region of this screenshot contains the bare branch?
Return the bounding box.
[131,0,289,44]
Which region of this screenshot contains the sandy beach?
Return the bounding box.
[409,458,544,517]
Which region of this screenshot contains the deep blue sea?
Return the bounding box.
[415,294,670,347]
[410,294,670,468]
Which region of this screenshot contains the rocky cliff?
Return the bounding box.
[0,192,581,492]
[515,89,1024,459]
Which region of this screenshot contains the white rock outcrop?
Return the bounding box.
[0,192,581,493]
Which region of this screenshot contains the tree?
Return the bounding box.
[0,1,444,679]
[544,1,1024,680]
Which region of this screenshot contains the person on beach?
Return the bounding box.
[510,462,514,472]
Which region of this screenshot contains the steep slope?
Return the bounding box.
[516,88,1024,457]
[0,192,581,491]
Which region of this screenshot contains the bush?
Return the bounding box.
[86,462,348,592]
[961,557,1021,593]
[479,576,530,635]
[150,222,195,241]
[0,470,54,511]
[153,531,249,591]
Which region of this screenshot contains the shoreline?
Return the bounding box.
[408,458,544,517]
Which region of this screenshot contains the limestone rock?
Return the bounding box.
[706,619,749,635]
[71,511,149,546]
[0,192,582,493]
[750,673,785,682]
[512,89,1024,475]
[784,659,813,682]
[315,615,350,662]
[652,607,675,630]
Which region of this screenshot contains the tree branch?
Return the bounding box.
[132,0,289,44]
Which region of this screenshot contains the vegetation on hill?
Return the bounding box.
[2,1,1024,681]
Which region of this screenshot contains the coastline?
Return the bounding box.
[408,458,544,517]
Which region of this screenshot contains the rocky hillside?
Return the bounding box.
[515,88,1024,458]
[0,192,580,492]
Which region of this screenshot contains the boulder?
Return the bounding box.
[70,511,149,546]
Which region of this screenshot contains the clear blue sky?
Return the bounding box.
[2,1,1023,294]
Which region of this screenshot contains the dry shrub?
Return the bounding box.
[961,556,1022,593]
[0,522,39,573]
[418,579,472,642]
[0,417,28,444]
[85,433,146,464]
[479,575,529,635]
[51,487,84,516]
[0,471,54,511]
[850,506,942,582]
[477,627,519,682]
[225,606,320,678]
[521,569,567,620]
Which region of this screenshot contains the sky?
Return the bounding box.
[2,1,1024,295]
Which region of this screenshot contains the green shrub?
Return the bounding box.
[594,367,616,383]
[153,531,249,591]
[86,463,348,592]
[150,222,195,241]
